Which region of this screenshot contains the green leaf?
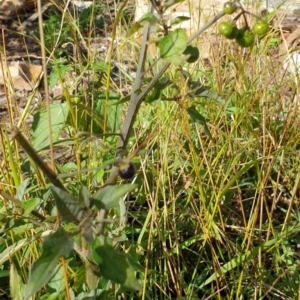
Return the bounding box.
[49,65,71,90]
[78,185,90,208]
[187,105,212,139]
[25,228,73,299]
[0,270,9,278]
[137,12,160,25]
[91,236,142,291]
[183,45,200,63]
[159,29,188,65]
[10,263,25,300]
[170,16,191,26]
[146,76,171,103]
[51,187,86,223]
[16,178,30,200]
[192,87,225,105]
[112,95,131,106]
[95,92,123,133]
[31,103,69,151]
[145,87,161,103]
[93,61,108,73]
[93,184,137,210]
[22,198,40,216]
[47,264,64,294]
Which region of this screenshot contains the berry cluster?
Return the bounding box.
[218,1,269,48]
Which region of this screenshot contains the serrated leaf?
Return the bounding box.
[31,103,69,151]
[51,187,85,223]
[91,236,142,291]
[93,184,137,210]
[187,106,212,139]
[25,228,73,299]
[159,29,188,65]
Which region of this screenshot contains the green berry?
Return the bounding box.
[223,1,237,14]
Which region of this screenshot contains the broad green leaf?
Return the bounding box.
[47,264,64,294]
[187,105,212,139]
[22,198,40,216]
[49,64,71,90]
[137,12,160,25]
[93,61,109,72]
[51,187,85,223]
[183,45,199,63]
[4,219,28,233]
[112,95,131,106]
[31,103,69,151]
[95,92,123,133]
[16,178,30,200]
[10,263,25,300]
[91,236,142,291]
[39,293,60,300]
[93,184,137,210]
[145,87,161,103]
[25,228,73,299]
[159,29,188,65]
[78,185,90,208]
[0,270,9,278]
[146,76,170,103]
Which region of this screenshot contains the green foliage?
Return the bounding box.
[91,236,142,291]
[23,183,141,298]
[51,187,88,223]
[31,103,69,151]
[25,228,73,299]
[159,28,188,64]
[1,0,300,299]
[93,184,137,210]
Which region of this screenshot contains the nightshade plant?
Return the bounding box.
[11,126,141,299]
[3,0,275,299]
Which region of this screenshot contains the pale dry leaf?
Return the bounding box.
[0,61,42,91]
